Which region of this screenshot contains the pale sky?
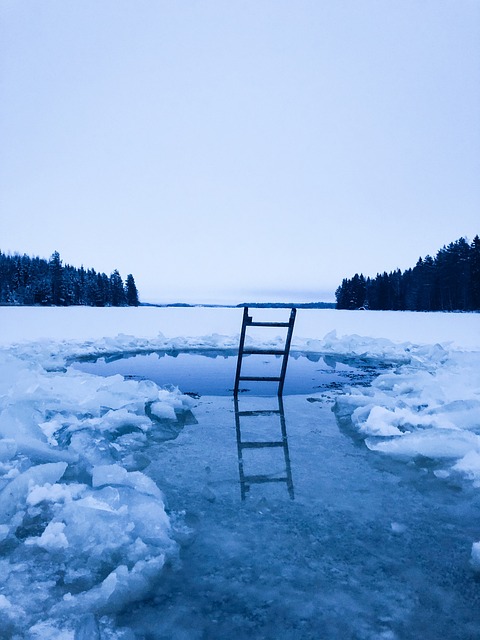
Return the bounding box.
[1,1,479,304]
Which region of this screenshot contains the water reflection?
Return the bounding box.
[72,349,377,397]
[233,395,294,500]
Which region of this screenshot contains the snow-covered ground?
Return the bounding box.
[1,305,480,349]
[0,306,479,638]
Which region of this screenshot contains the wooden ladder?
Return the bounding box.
[233,307,297,397]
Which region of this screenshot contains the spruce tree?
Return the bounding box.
[470,235,480,309]
[335,235,480,312]
[49,251,65,305]
[125,274,139,306]
[0,250,141,308]
[110,269,127,306]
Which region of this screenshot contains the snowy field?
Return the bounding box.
[0,306,480,638]
[1,305,480,349]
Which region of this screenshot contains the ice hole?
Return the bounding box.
[71,349,380,397]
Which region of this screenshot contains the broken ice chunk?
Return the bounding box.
[25,521,68,551]
[92,464,163,499]
[0,462,68,523]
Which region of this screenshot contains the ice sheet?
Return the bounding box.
[0,349,192,636]
[0,307,479,637]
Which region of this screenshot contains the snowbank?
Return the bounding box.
[334,344,480,471]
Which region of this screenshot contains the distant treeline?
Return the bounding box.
[0,251,140,307]
[238,302,336,309]
[147,302,337,309]
[336,236,480,312]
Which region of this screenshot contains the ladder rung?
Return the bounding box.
[240,441,284,449]
[242,349,286,355]
[237,410,281,416]
[247,321,290,327]
[244,475,288,484]
[238,376,281,382]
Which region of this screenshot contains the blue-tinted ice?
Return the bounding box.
[72,351,480,639]
[112,394,480,639]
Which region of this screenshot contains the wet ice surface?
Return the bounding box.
[72,350,382,396]
[3,328,480,638]
[115,394,480,640]
[70,351,480,638]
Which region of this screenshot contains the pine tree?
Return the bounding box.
[125,274,139,306]
[49,251,65,305]
[335,235,480,312]
[110,269,127,306]
[0,250,141,307]
[470,235,480,310]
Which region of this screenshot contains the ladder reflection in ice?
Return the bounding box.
[234,395,294,500]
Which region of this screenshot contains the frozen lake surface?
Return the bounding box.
[116,393,480,639]
[74,352,480,638]
[1,307,479,638]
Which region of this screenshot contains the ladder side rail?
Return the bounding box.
[277,308,297,396]
[233,307,250,397]
[278,395,294,499]
[234,396,248,500]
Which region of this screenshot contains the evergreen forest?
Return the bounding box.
[336,236,480,312]
[0,251,140,307]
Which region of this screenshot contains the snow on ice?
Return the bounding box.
[0,305,479,637]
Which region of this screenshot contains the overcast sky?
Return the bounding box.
[1,1,479,303]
